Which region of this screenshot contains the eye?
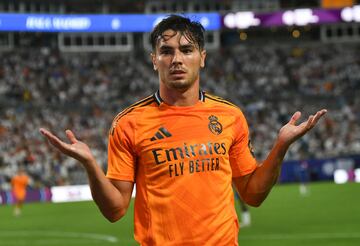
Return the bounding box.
[182,48,193,54]
[159,48,173,55]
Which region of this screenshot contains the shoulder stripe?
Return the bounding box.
[138,98,156,107]
[205,94,238,108]
[113,95,154,121]
[110,96,155,135]
[128,94,155,108]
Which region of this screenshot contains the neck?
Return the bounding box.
[159,82,200,106]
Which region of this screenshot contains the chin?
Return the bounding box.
[168,81,193,91]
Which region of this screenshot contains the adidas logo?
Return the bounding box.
[150,127,172,141]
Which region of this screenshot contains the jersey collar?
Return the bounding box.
[153,90,205,105]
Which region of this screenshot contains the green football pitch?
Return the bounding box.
[0,182,359,246]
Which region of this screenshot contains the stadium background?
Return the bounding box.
[0,0,359,245]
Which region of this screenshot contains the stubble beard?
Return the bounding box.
[164,71,199,92]
[167,79,194,91]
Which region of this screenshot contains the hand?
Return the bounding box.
[278,109,327,147]
[39,128,95,164]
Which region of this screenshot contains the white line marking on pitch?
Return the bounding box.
[0,230,118,243]
[240,232,360,240]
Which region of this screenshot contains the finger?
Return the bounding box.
[305,115,314,129]
[289,111,301,125]
[308,109,328,128]
[65,130,78,144]
[39,128,69,151]
[39,128,49,136]
[316,109,328,119]
[39,128,58,141]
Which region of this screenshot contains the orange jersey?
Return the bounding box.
[11,174,29,201]
[107,91,257,245]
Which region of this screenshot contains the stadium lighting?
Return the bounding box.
[282,8,319,26]
[239,31,247,40]
[355,169,360,183]
[111,18,121,30]
[223,12,260,29]
[334,169,349,184]
[200,17,210,28]
[341,5,360,22]
[292,29,301,38]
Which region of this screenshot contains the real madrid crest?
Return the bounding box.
[208,115,223,135]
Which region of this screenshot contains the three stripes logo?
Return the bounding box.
[150,127,172,141]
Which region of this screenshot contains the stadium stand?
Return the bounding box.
[0,0,359,191]
[0,43,359,189]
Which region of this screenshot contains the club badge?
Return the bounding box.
[208,115,223,135]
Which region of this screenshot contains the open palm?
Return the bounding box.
[39,128,94,164]
[278,109,327,147]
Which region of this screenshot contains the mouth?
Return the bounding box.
[170,69,186,75]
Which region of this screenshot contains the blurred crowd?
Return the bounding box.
[0,43,359,190]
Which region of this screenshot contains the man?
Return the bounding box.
[236,194,251,227]
[11,168,29,216]
[297,159,310,196]
[40,15,327,245]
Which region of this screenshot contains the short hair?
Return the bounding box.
[150,14,205,51]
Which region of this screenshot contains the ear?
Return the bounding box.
[151,52,158,71]
[200,49,206,68]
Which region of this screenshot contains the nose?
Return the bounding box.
[172,50,183,65]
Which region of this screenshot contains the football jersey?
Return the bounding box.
[107,91,257,245]
[11,174,29,200]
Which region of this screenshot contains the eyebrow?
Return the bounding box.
[179,44,195,49]
[159,45,173,50]
[159,44,195,50]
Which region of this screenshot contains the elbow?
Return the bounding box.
[243,194,267,208]
[106,215,121,223]
[245,199,263,208]
[107,217,120,223]
[103,208,127,223]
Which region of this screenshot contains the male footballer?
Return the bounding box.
[40,15,327,245]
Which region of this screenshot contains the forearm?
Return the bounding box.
[242,139,289,206]
[235,109,327,207]
[82,158,131,222]
[38,128,132,221]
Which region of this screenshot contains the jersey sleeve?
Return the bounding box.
[106,115,136,182]
[229,109,257,177]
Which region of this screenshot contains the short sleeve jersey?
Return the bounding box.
[11,174,29,200]
[107,91,257,245]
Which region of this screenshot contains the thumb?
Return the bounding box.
[289,111,301,125]
[65,130,78,144]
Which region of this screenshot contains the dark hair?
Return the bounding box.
[150,14,205,51]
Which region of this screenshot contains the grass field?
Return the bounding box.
[0,182,359,246]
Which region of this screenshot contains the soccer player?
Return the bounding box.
[236,194,251,227]
[39,15,327,245]
[297,159,310,196]
[11,168,29,216]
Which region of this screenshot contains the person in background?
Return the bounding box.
[297,159,310,196]
[236,193,251,227]
[11,167,29,216]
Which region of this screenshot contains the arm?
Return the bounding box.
[233,109,327,207]
[39,128,133,222]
